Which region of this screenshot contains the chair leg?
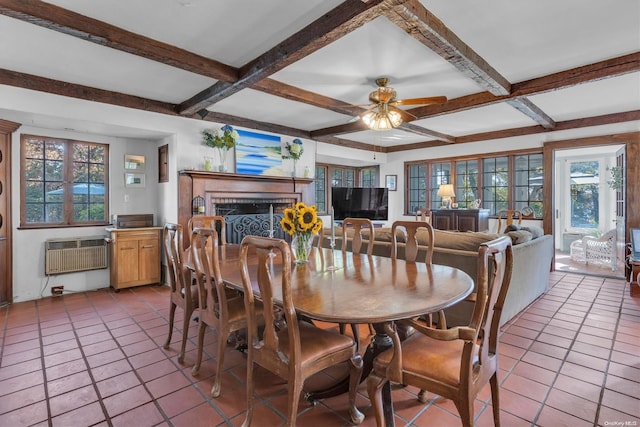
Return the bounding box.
[191,320,206,376]
[212,326,228,398]
[287,374,303,427]
[348,355,364,425]
[490,372,501,427]
[366,373,388,427]
[455,396,474,427]
[164,302,176,349]
[178,306,193,364]
[241,358,255,427]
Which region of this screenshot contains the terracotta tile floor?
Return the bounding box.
[0,271,638,426]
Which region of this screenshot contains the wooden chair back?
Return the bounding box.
[189,227,250,397]
[414,208,430,222]
[239,236,364,426]
[496,209,522,233]
[367,236,513,426]
[188,215,226,245]
[162,223,197,363]
[391,220,434,264]
[342,217,375,255]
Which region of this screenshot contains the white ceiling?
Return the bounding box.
[0,0,638,150]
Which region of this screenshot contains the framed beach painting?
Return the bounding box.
[235,130,283,176]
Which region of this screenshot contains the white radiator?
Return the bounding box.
[45,236,108,275]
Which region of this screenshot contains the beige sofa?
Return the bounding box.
[319,226,553,326]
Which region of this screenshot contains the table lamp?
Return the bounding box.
[437,184,455,209]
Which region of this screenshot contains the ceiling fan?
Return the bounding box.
[358,77,447,131]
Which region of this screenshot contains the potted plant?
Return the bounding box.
[282,138,304,177]
[202,124,239,172]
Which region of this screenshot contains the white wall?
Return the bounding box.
[11,126,160,302]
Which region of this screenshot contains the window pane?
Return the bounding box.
[431,162,451,209]
[570,161,599,228]
[407,164,426,215]
[482,157,509,215]
[315,166,326,213]
[513,154,543,217]
[21,135,109,226]
[455,160,478,208]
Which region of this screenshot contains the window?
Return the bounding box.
[21,134,109,227]
[482,157,509,215]
[514,154,543,217]
[406,150,543,217]
[314,166,326,213]
[315,164,377,214]
[569,160,600,229]
[407,164,427,215]
[430,162,452,209]
[455,160,479,209]
[361,168,376,188]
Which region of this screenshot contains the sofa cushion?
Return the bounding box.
[505,230,533,245]
[428,230,500,251]
[521,225,544,239]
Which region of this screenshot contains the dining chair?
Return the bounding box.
[367,236,513,427]
[341,217,375,336]
[414,208,430,222]
[189,227,256,397]
[342,217,375,255]
[163,223,198,364]
[239,236,364,427]
[391,220,445,329]
[187,215,226,246]
[496,209,522,233]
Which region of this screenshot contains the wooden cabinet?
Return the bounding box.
[106,227,162,290]
[431,209,489,232]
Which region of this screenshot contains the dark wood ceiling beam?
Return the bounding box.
[0,68,177,115]
[198,111,310,140]
[178,0,411,115]
[507,97,556,129]
[404,53,639,121]
[0,0,237,82]
[252,79,366,117]
[512,52,640,96]
[385,0,511,96]
[455,110,640,144]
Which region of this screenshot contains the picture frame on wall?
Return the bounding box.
[124,154,145,171]
[125,172,146,188]
[385,174,397,191]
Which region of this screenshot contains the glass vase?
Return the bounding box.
[217,147,229,172]
[291,233,313,264]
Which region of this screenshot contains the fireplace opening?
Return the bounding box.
[207,196,297,243]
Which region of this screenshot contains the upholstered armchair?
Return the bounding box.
[570,229,617,271]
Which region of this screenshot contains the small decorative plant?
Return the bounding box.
[282,138,304,160]
[202,125,239,171]
[282,138,304,177]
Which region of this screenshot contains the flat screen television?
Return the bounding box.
[331,187,388,221]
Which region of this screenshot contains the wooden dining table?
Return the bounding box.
[206,243,474,426]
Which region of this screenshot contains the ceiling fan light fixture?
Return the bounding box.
[362,105,403,131]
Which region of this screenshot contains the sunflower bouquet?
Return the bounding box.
[280,202,322,263]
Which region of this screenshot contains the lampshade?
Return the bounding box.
[437,184,455,198]
[361,104,403,131]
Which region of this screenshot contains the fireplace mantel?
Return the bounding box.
[178,170,315,246]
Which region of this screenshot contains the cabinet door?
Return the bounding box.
[456,212,477,232]
[116,239,139,284]
[432,211,454,230]
[138,238,160,283]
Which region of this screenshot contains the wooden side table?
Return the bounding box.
[630,258,640,297]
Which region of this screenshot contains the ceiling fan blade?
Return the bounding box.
[392,96,447,106]
[389,106,416,121]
